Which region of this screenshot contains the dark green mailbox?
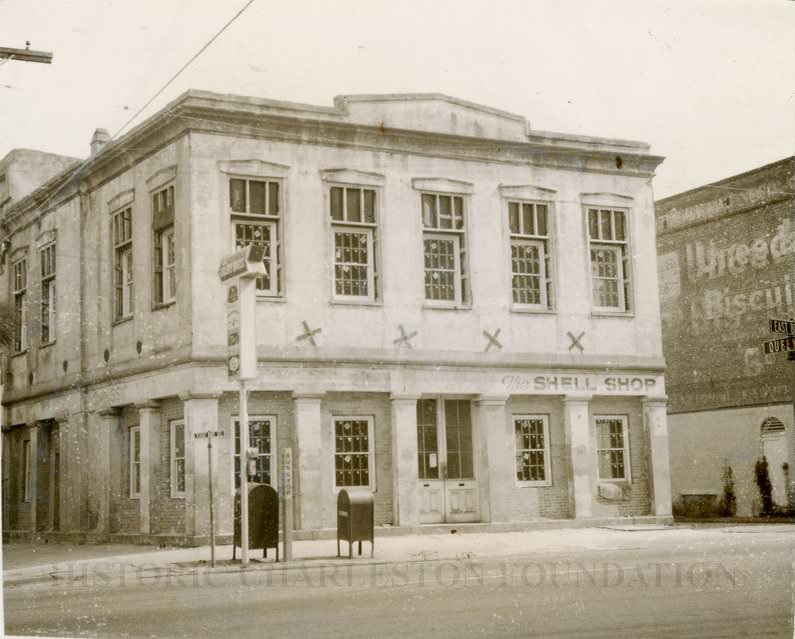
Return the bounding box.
[336,488,374,558]
[233,483,279,561]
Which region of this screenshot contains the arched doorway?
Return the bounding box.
[760,417,788,508]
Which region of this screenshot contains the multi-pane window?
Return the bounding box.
[330,186,378,301]
[153,185,176,305]
[170,420,186,497]
[417,399,439,480]
[22,439,31,502]
[334,416,374,488]
[587,208,630,311]
[234,417,275,488]
[229,178,281,296]
[514,415,551,483]
[129,426,141,498]
[12,258,27,352]
[112,207,133,319]
[40,243,56,343]
[595,416,630,481]
[509,201,552,308]
[422,193,468,305]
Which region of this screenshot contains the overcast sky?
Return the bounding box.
[1,0,793,198]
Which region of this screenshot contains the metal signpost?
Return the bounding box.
[194,430,224,567]
[282,448,293,561]
[219,245,266,568]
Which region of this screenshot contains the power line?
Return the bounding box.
[112,0,256,139]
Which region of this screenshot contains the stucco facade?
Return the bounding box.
[656,157,795,516]
[1,91,670,544]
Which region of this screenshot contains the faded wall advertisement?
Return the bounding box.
[659,201,794,413]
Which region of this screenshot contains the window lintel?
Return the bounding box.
[145,165,178,191]
[321,168,384,187]
[499,184,556,201]
[411,177,474,194]
[581,192,633,209]
[107,189,135,213]
[218,159,290,178]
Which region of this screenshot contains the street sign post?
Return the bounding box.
[282,448,293,561]
[194,430,224,567]
[220,247,266,568]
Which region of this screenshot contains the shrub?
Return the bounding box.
[718,463,737,517]
[754,456,774,516]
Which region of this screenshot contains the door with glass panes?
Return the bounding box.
[416,399,479,523]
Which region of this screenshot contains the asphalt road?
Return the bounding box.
[5,533,794,638]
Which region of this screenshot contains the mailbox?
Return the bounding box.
[233,483,279,561]
[336,488,374,558]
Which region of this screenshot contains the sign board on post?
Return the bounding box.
[763,336,795,355]
[282,448,293,561]
[769,318,795,335]
[220,246,267,381]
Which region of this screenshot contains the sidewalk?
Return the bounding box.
[4,523,794,587]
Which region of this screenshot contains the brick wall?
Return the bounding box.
[321,392,393,528]
[150,397,186,535]
[115,406,140,533]
[504,397,571,520]
[590,397,650,517]
[656,157,794,413]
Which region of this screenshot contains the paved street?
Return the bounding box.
[4,525,795,638]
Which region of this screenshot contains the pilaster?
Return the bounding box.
[136,401,161,535]
[474,395,510,522]
[181,393,221,538]
[564,394,593,519]
[390,394,420,527]
[643,396,672,517]
[293,393,324,531]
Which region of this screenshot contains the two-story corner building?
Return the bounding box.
[1,91,670,545]
[656,158,795,516]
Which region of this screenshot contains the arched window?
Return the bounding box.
[760,417,785,435]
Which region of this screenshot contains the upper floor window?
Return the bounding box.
[508,201,552,309]
[11,257,27,352]
[229,178,281,296]
[329,186,379,302]
[421,193,468,306]
[153,185,176,306]
[40,242,56,343]
[587,208,631,312]
[112,206,133,319]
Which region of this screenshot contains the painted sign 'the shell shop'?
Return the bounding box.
[502,374,663,395]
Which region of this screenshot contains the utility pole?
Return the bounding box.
[0,42,53,64]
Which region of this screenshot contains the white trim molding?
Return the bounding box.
[580,192,634,208]
[411,177,474,194]
[498,184,557,200]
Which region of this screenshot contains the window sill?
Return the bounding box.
[591,310,635,319]
[153,301,176,311]
[10,349,28,358]
[516,480,552,488]
[112,316,134,327]
[331,298,382,308]
[597,478,630,484]
[423,303,472,312]
[39,341,56,350]
[334,485,377,494]
[511,307,556,315]
[255,295,286,303]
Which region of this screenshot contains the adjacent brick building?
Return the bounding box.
[656,157,795,515]
[1,91,670,544]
